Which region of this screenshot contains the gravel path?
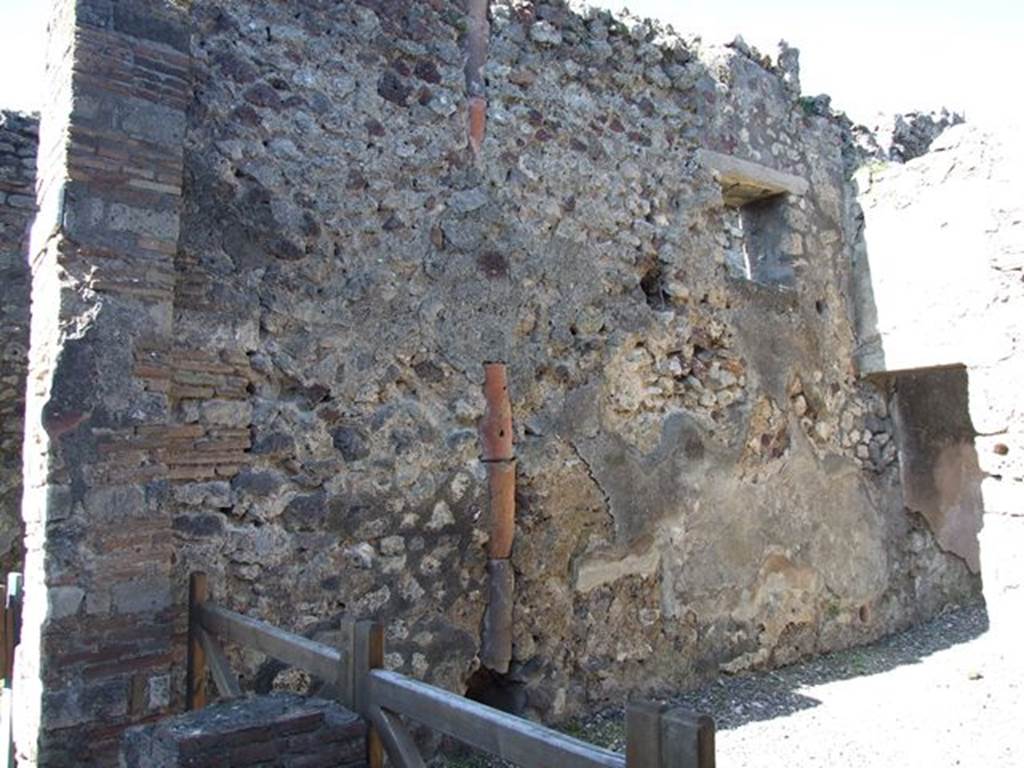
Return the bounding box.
[570,602,1022,767]
[439,603,1021,767]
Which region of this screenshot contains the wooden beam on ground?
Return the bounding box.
[198,603,341,683]
[369,669,626,768]
[187,572,208,711]
[197,627,241,700]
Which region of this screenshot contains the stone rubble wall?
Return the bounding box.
[172,0,977,721]
[119,694,367,768]
[10,0,984,762]
[873,109,965,163]
[800,100,963,175]
[0,110,37,573]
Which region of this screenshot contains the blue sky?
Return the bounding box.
[1,0,1020,128]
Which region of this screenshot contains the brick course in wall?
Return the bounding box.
[119,694,368,768]
[15,1,193,765]
[0,110,37,573]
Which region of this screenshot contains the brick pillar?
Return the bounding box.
[15,1,190,765]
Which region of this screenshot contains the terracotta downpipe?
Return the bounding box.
[480,363,512,458]
[481,560,514,674]
[478,362,515,673]
[481,362,514,558]
[468,97,487,158]
[465,0,489,157]
[485,460,515,559]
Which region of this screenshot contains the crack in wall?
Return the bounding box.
[904,503,976,573]
[568,438,613,523]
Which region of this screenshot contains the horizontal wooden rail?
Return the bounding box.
[370,670,627,768]
[197,603,341,684]
[186,573,714,768]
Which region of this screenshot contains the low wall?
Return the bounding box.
[119,694,367,768]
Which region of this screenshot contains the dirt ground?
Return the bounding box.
[442,602,1023,767]
[571,602,1021,767]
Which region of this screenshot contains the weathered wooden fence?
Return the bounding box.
[1,573,23,768]
[187,572,715,768]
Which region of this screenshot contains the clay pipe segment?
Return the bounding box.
[465,0,489,156]
[480,362,513,462]
[464,0,489,98]
[468,96,487,158]
[480,558,514,674]
[486,459,516,559]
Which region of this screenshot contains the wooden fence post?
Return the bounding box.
[337,617,356,709]
[626,702,667,768]
[2,574,21,687]
[346,618,427,768]
[626,703,715,768]
[353,620,384,768]
[187,572,208,711]
[0,584,6,689]
[2,573,23,768]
